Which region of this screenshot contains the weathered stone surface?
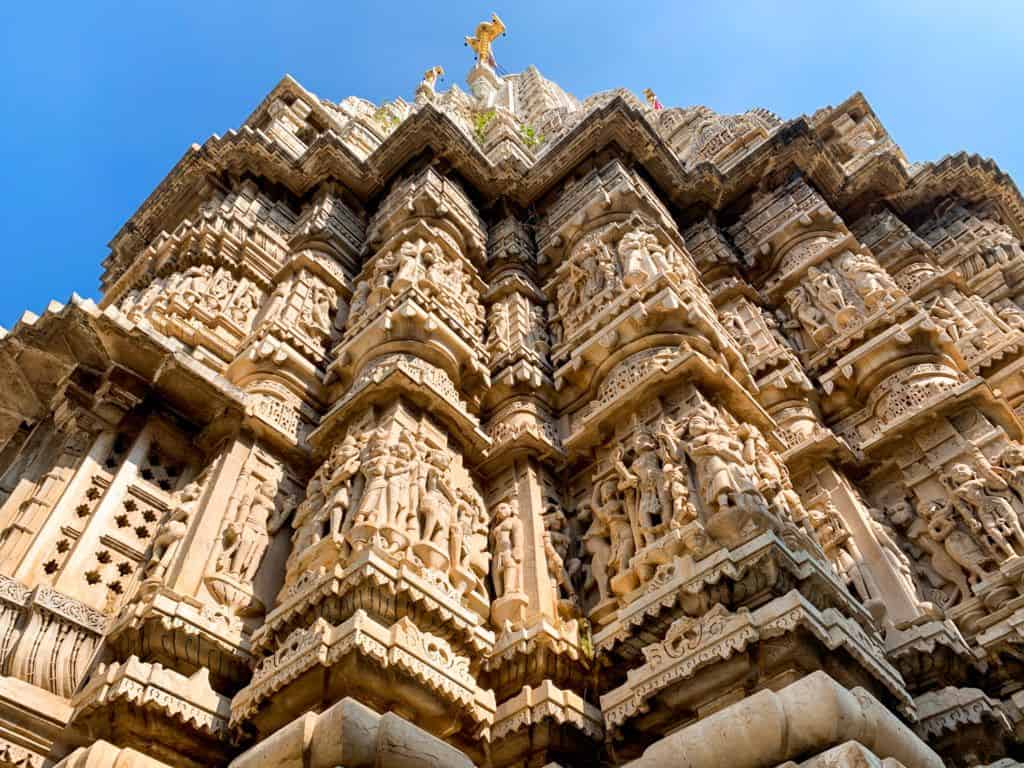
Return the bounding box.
[1,19,1023,768]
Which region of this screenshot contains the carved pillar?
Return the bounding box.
[802,462,923,625]
[175,435,251,598]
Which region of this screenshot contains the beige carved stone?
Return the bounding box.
[0,31,1021,768]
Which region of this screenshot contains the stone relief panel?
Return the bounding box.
[918,201,1024,287]
[258,267,343,354]
[545,217,697,351]
[782,249,902,353]
[570,387,819,616]
[286,402,491,615]
[347,228,486,345]
[485,292,549,368]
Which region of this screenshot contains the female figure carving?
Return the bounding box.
[219,479,277,584]
[326,433,363,536]
[419,449,455,545]
[491,502,524,597]
[352,434,389,528]
[612,434,664,549]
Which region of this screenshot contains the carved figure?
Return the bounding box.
[929,295,976,342]
[307,284,336,336]
[176,265,213,305]
[417,66,444,100]
[219,479,278,584]
[685,404,762,517]
[786,286,831,344]
[418,449,455,545]
[352,434,389,528]
[837,251,896,311]
[919,499,991,587]
[593,478,634,578]
[452,488,490,585]
[579,502,611,604]
[326,433,363,536]
[491,502,524,597]
[146,481,202,580]
[487,299,510,358]
[230,283,261,327]
[809,503,877,602]
[617,228,666,288]
[806,265,853,329]
[943,462,1024,561]
[385,436,416,532]
[612,434,664,549]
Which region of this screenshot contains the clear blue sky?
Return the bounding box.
[1,1,1020,327]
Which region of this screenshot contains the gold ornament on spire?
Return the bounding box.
[422,66,444,89]
[465,13,506,68]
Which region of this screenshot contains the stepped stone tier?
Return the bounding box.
[3,18,1024,768]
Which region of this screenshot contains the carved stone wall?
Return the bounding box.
[0,45,1022,768]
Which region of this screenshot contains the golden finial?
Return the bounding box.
[465,13,506,68]
[643,88,663,111]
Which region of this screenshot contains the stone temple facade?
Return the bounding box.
[3,23,1024,768]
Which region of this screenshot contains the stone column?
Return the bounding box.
[814,462,923,625]
[172,435,252,599]
[511,456,558,623]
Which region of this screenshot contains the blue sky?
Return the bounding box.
[1,1,1021,327]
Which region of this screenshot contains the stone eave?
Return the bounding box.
[103,84,1024,296]
[241,73,348,136]
[0,297,247,443]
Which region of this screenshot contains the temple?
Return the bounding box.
[1,20,1023,768]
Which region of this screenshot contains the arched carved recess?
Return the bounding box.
[330,168,490,420]
[536,160,752,412]
[854,210,1024,383]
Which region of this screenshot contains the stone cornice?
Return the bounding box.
[103,83,1024,294]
